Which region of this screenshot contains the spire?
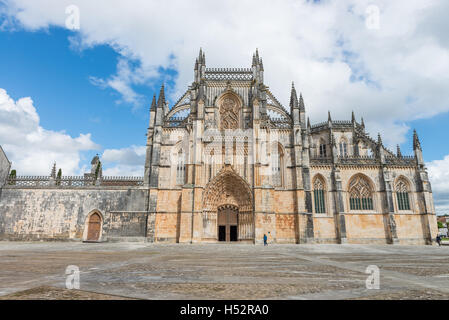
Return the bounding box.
[157,84,165,107]
[51,162,56,178]
[198,48,203,64]
[307,117,311,129]
[252,54,257,66]
[255,48,259,62]
[361,117,365,128]
[413,129,422,150]
[194,58,198,71]
[299,93,305,111]
[150,94,157,111]
[290,82,298,109]
[377,133,383,146]
[328,111,332,122]
[396,145,402,157]
[259,58,264,71]
[351,111,355,123]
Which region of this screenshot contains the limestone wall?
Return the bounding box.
[275,214,297,243]
[0,146,11,188]
[155,213,180,242]
[394,213,428,245]
[344,214,388,244]
[0,187,148,241]
[313,217,337,243]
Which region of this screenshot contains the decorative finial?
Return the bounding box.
[396,145,402,157]
[352,111,355,123]
[413,129,421,150]
[290,83,298,109]
[328,111,332,122]
[51,162,56,178]
[150,94,157,111]
[377,133,383,146]
[157,84,165,107]
[299,93,305,110]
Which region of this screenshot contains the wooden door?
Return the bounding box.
[87,213,101,241]
[218,206,238,242]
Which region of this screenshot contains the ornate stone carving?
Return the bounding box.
[203,165,252,213]
[220,96,239,130]
[349,175,372,198]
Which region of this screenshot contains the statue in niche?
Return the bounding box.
[220,96,239,130]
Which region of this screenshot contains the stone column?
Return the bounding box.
[332,168,347,244]
[381,169,399,244]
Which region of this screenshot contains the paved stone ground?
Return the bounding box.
[0,242,448,300]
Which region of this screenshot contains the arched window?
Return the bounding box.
[396,179,411,211]
[176,149,186,185]
[313,177,326,214]
[339,139,348,157]
[272,144,283,187]
[319,140,327,158]
[349,175,374,210]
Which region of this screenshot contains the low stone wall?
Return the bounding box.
[0,187,148,241]
[106,212,148,238]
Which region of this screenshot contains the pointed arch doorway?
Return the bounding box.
[202,165,254,243]
[86,212,102,241]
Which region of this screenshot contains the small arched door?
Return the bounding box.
[87,213,102,241]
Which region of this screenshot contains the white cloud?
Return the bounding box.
[2,0,449,149]
[89,57,158,108]
[427,155,449,215]
[0,88,99,175]
[2,0,449,180]
[101,145,145,176]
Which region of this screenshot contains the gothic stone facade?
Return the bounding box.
[0,50,438,245]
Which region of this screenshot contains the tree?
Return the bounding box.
[56,169,62,186]
[8,169,16,185]
[438,221,445,229]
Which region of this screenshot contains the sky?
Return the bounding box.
[0,0,448,213]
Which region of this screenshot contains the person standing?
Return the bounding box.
[263,234,268,246]
[436,234,442,246]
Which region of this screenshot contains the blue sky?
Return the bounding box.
[0,0,448,213]
[0,28,155,168]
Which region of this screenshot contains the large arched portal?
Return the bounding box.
[202,165,254,243]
